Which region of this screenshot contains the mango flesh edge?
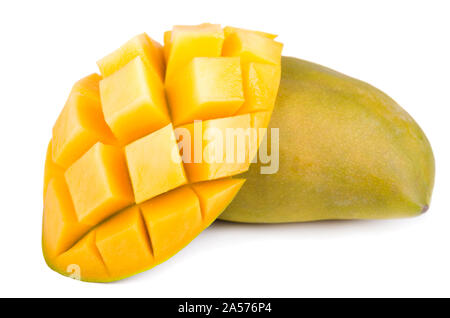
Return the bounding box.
[53,232,110,282]
[191,178,246,224]
[44,141,64,199]
[42,178,90,258]
[44,177,245,283]
[237,62,281,114]
[165,23,224,83]
[140,186,202,261]
[222,30,283,66]
[43,24,282,282]
[52,75,116,168]
[223,26,278,40]
[220,57,435,223]
[95,205,153,278]
[96,33,165,80]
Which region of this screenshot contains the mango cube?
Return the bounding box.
[237,63,281,114]
[223,26,278,40]
[96,206,153,278]
[191,178,245,224]
[125,124,187,204]
[179,114,254,183]
[166,57,245,126]
[52,74,115,168]
[71,73,102,102]
[141,186,202,261]
[42,177,89,258]
[222,30,283,66]
[44,141,64,199]
[100,56,170,145]
[97,33,165,80]
[55,231,110,282]
[65,142,134,226]
[165,23,224,82]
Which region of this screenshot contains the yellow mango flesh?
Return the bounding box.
[97,33,165,80]
[52,74,115,168]
[54,232,110,282]
[124,123,187,203]
[165,23,224,83]
[99,56,170,145]
[95,206,153,278]
[44,141,64,199]
[223,26,278,40]
[166,57,245,126]
[237,63,281,114]
[163,31,172,63]
[64,142,134,226]
[43,24,282,282]
[42,177,89,258]
[192,178,246,224]
[222,29,283,66]
[179,114,255,183]
[141,186,202,261]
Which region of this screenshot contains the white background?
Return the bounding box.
[0,0,449,297]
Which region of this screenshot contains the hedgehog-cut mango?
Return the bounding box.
[42,24,283,282]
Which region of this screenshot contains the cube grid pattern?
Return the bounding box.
[43,24,282,281]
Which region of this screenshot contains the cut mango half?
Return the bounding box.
[43,23,282,282]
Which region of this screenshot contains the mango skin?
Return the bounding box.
[220,57,435,223]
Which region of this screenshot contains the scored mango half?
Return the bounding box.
[42,23,282,282]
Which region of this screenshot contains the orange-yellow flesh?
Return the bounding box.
[163,31,172,63]
[166,57,245,126]
[125,124,187,204]
[95,206,153,279]
[71,73,102,101]
[237,62,281,114]
[64,142,134,226]
[140,186,202,261]
[191,178,246,224]
[52,74,115,168]
[42,177,89,259]
[54,231,110,282]
[179,114,256,183]
[97,33,165,80]
[165,23,224,83]
[223,26,278,40]
[222,29,283,66]
[99,56,170,145]
[46,177,245,282]
[43,24,282,282]
[44,141,64,199]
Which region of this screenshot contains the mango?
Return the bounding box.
[220,57,435,223]
[166,57,245,126]
[42,24,282,282]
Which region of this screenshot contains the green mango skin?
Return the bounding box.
[220,57,435,223]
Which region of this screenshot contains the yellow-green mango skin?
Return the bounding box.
[220,57,435,223]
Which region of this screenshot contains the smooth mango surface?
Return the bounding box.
[43,24,282,282]
[220,57,435,223]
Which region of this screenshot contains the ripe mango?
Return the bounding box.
[220,57,435,223]
[43,24,283,282]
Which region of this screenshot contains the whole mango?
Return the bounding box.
[220,57,435,223]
